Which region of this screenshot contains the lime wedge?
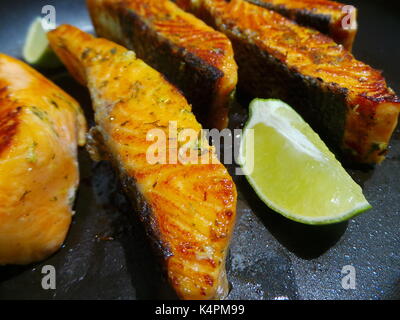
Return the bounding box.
[238,99,371,225]
[23,17,61,69]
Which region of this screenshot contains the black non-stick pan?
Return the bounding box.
[0,0,399,300]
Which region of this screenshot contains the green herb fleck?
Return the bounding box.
[29,107,59,137]
[81,48,92,60]
[26,142,38,163]
[30,106,47,121]
[50,100,59,109]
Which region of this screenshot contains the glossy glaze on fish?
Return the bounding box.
[244,0,358,50]
[179,0,400,164]
[48,25,237,300]
[87,0,238,130]
[0,54,86,265]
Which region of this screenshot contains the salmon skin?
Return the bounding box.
[179,0,400,164]
[243,0,357,51]
[48,25,237,300]
[86,0,238,130]
[0,54,86,265]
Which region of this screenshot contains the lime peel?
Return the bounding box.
[23,17,61,69]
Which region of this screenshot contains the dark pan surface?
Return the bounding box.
[0,0,399,300]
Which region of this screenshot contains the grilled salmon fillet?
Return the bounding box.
[86,0,238,130]
[48,25,237,300]
[243,0,358,50]
[0,54,86,265]
[180,0,400,164]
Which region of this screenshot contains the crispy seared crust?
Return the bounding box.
[180,0,400,164]
[87,0,238,130]
[245,0,358,50]
[48,25,237,300]
[0,86,21,158]
[0,54,86,265]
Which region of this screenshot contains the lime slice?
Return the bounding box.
[23,17,61,69]
[238,99,371,225]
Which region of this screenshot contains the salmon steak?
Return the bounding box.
[243,0,358,50]
[87,0,238,130]
[0,54,86,265]
[47,25,237,300]
[179,0,400,164]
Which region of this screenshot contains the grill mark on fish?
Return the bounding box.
[0,54,86,265]
[244,0,357,50]
[48,25,237,300]
[87,0,238,130]
[0,93,21,158]
[179,0,400,164]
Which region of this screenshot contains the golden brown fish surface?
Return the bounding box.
[87,0,238,130]
[243,0,358,50]
[179,0,400,164]
[48,25,237,300]
[0,54,86,265]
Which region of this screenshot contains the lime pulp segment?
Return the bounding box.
[239,99,371,225]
